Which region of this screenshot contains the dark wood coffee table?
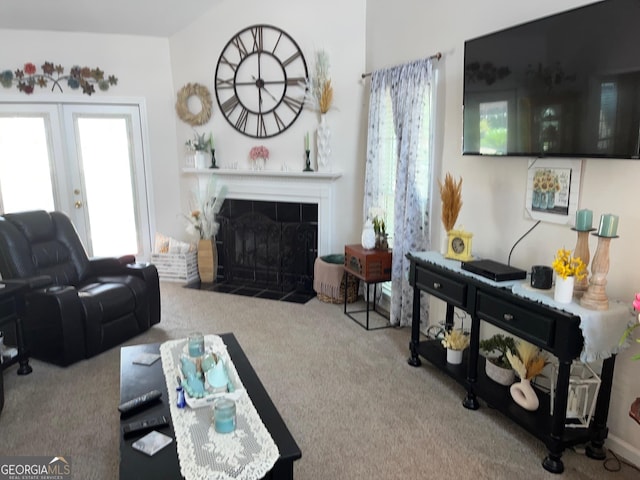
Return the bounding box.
[119,333,301,479]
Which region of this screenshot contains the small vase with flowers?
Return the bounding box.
[551,248,586,304]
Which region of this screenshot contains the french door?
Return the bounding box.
[0,102,152,258]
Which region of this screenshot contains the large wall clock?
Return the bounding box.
[214,24,308,138]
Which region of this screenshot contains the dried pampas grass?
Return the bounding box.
[438,173,463,231]
[507,340,547,380]
[305,50,334,114]
[319,80,333,114]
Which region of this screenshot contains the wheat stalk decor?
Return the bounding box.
[438,173,463,232]
[319,79,334,114]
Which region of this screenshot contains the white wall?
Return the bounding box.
[0,29,182,241]
[168,0,367,254]
[366,0,640,466]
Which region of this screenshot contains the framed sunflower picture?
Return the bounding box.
[524,159,583,224]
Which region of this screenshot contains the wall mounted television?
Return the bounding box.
[463,0,640,159]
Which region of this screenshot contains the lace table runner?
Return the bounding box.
[160,335,279,480]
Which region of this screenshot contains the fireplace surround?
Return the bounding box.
[183,169,342,302]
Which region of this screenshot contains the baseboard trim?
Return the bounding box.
[607,433,640,469]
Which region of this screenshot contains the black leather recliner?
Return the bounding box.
[0,210,160,366]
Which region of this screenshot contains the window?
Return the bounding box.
[479,100,508,154]
[377,91,396,248]
[598,81,617,151]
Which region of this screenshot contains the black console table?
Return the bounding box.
[407,252,620,474]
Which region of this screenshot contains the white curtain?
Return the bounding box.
[363,58,435,327]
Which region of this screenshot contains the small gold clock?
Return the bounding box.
[445,229,473,262]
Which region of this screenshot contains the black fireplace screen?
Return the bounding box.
[216,199,318,293]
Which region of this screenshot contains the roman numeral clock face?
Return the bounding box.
[215,25,308,138]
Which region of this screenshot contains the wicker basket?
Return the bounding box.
[151,251,199,284]
[317,274,359,304]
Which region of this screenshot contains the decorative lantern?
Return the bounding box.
[547,361,602,429]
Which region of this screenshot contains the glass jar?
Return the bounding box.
[213,398,236,433]
[187,332,205,357]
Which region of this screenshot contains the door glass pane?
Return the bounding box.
[76,116,138,257]
[0,116,55,212]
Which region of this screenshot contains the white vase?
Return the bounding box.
[195,151,209,169]
[317,114,331,171]
[510,378,539,411]
[447,348,464,365]
[361,219,376,249]
[554,275,575,304]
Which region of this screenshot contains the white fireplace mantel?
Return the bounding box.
[183,168,342,256]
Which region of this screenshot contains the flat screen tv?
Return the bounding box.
[463,0,640,159]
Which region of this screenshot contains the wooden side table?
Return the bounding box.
[343,244,392,330]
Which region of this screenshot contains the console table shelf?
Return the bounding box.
[417,339,590,447]
[407,251,625,474]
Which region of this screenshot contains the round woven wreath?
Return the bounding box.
[175,83,212,126]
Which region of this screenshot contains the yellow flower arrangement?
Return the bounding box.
[551,248,587,280]
[441,329,470,351]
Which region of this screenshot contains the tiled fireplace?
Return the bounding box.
[216,198,318,293]
[185,169,341,302]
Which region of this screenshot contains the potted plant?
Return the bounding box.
[441,329,469,365]
[186,131,212,169]
[480,334,517,386]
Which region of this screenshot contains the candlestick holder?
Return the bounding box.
[571,227,595,299]
[580,233,618,311]
[209,149,218,169]
[303,149,313,172]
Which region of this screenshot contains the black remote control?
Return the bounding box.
[118,389,162,415]
[122,415,170,437]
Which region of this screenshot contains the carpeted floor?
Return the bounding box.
[0,281,638,479]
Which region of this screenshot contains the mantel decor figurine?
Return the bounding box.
[209,136,218,169]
